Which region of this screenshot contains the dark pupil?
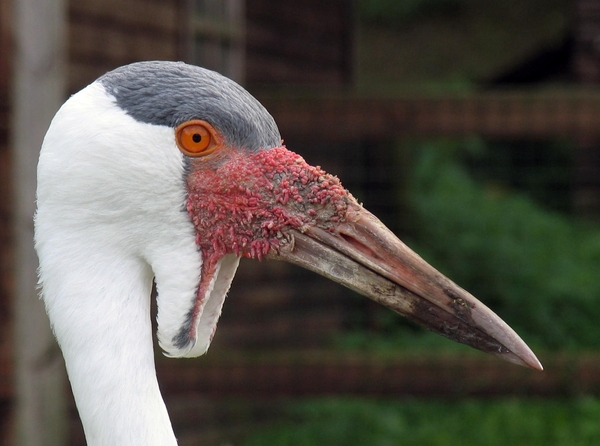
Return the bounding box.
[192,133,202,143]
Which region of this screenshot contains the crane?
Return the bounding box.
[34,61,542,445]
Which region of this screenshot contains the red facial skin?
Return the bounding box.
[184,146,353,340]
[186,145,351,261]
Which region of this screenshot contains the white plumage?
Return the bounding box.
[36,82,199,444]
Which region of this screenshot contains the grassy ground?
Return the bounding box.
[242,397,600,446]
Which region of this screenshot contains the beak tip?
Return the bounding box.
[500,347,543,371]
[524,354,544,372]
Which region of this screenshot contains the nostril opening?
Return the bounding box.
[339,233,381,260]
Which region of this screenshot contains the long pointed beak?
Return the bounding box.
[271,201,542,371]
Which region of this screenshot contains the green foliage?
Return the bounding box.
[242,397,600,445]
[407,140,600,350]
[463,139,573,214]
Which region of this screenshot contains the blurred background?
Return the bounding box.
[3,0,600,444]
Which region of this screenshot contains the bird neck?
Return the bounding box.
[42,245,177,446]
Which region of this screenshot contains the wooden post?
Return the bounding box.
[12,0,68,445]
[574,0,600,220]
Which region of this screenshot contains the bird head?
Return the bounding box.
[36,61,541,370]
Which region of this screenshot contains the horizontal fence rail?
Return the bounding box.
[156,351,600,399]
[259,90,600,141]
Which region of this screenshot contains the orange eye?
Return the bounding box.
[175,120,219,156]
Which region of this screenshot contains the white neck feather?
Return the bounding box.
[41,242,177,445]
[34,83,201,445]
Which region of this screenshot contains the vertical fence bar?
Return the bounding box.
[12,0,68,444]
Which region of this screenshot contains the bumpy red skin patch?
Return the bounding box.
[186,145,351,261]
[181,146,352,342]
